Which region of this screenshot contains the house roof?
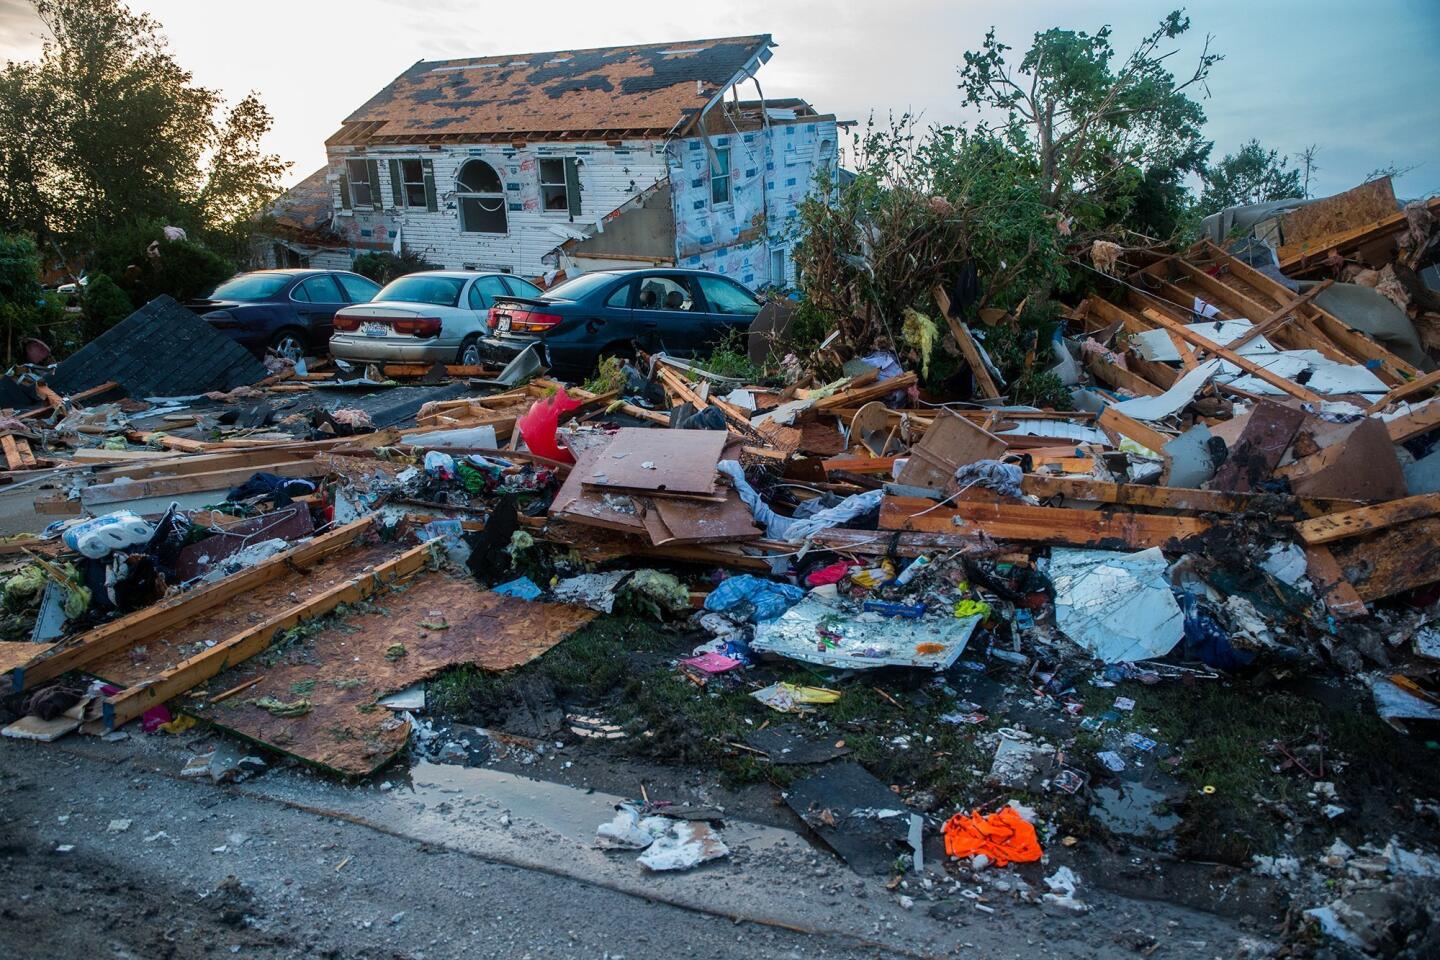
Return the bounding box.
[267,166,335,236]
[327,35,774,147]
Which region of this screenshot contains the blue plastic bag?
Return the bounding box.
[704,575,804,622]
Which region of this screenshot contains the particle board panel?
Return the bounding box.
[577,427,726,498]
[640,491,763,545]
[189,575,595,777]
[84,540,401,688]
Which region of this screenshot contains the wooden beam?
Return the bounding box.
[822,454,899,475]
[1330,516,1440,602]
[1097,407,1172,455]
[1364,369,1440,413]
[1019,474,1351,516]
[0,435,23,471]
[1139,307,1325,403]
[1221,280,1334,353]
[1303,545,1368,619]
[1293,493,1440,545]
[809,372,918,415]
[878,495,1210,550]
[126,431,210,453]
[99,540,439,730]
[934,285,1000,399]
[10,518,375,693]
[1384,399,1440,443]
[82,458,325,506]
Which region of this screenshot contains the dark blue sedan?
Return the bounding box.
[480,268,762,377]
[188,269,381,361]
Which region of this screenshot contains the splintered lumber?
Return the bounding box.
[1293,494,1440,546]
[809,371,917,415]
[18,380,119,420]
[1138,307,1325,404]
[1385,399,1440,443]
[1221,280,1334,353]
[1303,545,1369,618]
[81,458,324,506]
[934,285,1000,398]
[1330,517,1440,602]
[187,576,595,776]
[9,518,379,693]
[1018,474,1349,517]
[878,495,1210,550]
[97,538,441,731]
[1364,369,1440,413]
[1086,354,1164,397]
[0,435,24,471]
[125,430,210,453]
[1097,407,1171,455]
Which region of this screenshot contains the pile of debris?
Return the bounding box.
[1,176,1437,955]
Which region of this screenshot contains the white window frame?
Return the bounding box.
[345,158,373,208]
[538,157,574,215]
[456,159,508,235]
[399,158,427,208]
[709,146,732,206]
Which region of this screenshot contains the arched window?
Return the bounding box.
[457,160,507,234]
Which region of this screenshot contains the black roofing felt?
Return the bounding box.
[49,296,268,399]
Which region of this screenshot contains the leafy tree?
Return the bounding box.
[957,10,1219,225]
[0,232,72,358]
[1198,139,1303,213]
[352,251,442,286]
[0,0,288,262]
[79,271,133,338]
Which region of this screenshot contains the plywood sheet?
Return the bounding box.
[641,491,762,545]
[551,445,646,533]
[1279,177,1396,254]
[191,574,595,776]
[577,428,726,497]
[896,410,1007,490]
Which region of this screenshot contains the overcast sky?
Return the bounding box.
[3,0,1438,199]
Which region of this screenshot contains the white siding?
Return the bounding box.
[324,141,668,279]
[668,118,839,289]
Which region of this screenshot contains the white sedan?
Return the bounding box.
[330,270,542,366]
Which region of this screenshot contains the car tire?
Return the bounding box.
[455,336,482,366]
[269,329,306,363]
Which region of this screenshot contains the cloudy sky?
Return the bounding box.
[3,0,1438,199]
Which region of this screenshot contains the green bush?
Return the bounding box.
[81,273,135,339]
[89,219,235,308]
[352,250,440,285]
[0,233,78,359]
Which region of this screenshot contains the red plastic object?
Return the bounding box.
[516,387,582,464]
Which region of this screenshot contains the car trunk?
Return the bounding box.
[335,303,443,341]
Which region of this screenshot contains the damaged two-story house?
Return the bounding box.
[258,35,842,290]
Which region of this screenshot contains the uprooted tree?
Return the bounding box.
[794,9,1264,407]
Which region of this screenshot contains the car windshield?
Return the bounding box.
[375,275,465,307]
[208,274,290,301]
[540,272,622,302]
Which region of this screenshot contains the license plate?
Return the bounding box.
[362,322,389,338]
[496,314,511,333]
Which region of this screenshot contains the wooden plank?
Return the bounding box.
[1097,407,1172,455]
[822,454,900,476]
[878,495,1210,550]
[15,438,36,468]
[895,409,1007,490]
[1194,239,1421,384]
[126,431,210,453]
[18,381,120,420]
[1385,399,1440,443]
[0,435,23,471]
[808,371,918,415]
[1303,545,1368,618]
[98,540,440,730]
[934,286,999,398]
[81,458,326,506]
[1139,308,1325,404]
[1364,369,1440,413]
[1294,493,1440,545]
[10,518,374,693]
[1330,516,1440,602]
[1085,356,1163,397]
[1019,474,1349,516]
[1221,280,1333,353]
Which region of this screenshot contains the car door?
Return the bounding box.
[292,275,347,348]
[693,275,763,350]
[465,275,511,338]
[632,274,705,356]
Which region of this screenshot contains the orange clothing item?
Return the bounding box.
[942,807,1043,867]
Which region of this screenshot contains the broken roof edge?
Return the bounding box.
[669,39,775,140]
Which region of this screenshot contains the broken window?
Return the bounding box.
[400,159,427,207]
[539,158,581,216]
[345,158,374,208]
[457,159,507,234]
[710,146,731,205]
